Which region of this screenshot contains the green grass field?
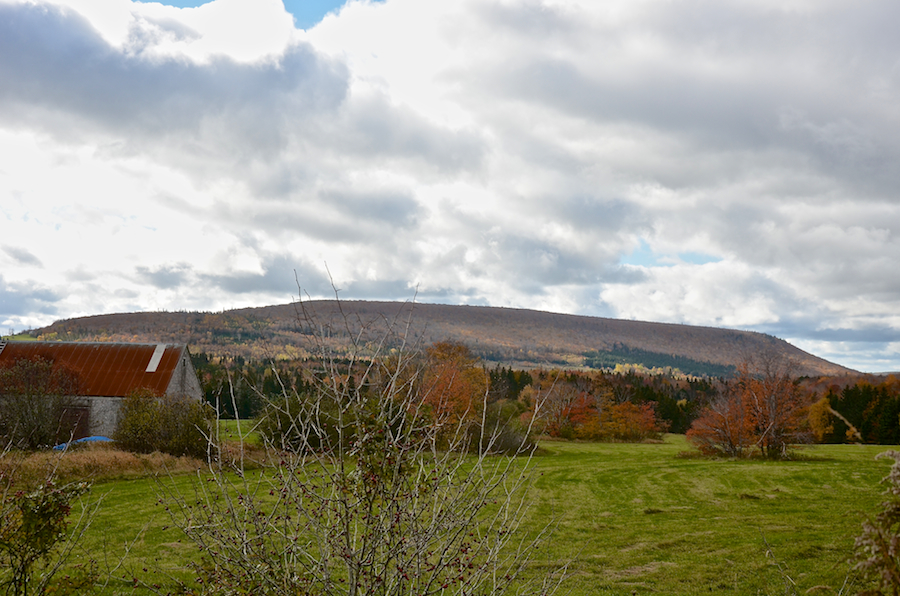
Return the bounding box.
[215,417,263,446]
[0,333,37,341]
[73,436,894,595]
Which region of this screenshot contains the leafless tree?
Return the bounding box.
[0,358,83,450]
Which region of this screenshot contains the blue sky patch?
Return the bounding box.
[678,252,721,266]
[620,239,658,267]
[138,0,353,30]
[620,240,721,267]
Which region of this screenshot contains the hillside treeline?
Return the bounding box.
[192,345,900,448]
[190,348,716,440]
[191,351,307,419]
[815,376,900,444]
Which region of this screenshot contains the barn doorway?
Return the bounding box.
[59,405,90,441]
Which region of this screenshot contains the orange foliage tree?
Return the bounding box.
[807,396,836,443]
[687,352,812,458]
[574,400,666,442]
[420,342,487,434]
[600,402,666,442]
[686,385,754,457]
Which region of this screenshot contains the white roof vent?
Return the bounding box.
[146,344,166,373]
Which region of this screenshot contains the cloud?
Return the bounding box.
[0,2,348,168]
[2,246,43,267]
[200,253,325,296]
[135,263,192,289]
[769,325,900,345]
[2,0,900,370]
[328,91,486,174]
[341,278,416,300]
[0,275,60,321]
[0,1,487,198]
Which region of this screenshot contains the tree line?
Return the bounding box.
[811,376,900,445]
[190,346,718,445]
[3,345,898,458]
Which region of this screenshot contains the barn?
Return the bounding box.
[0,340,203,439]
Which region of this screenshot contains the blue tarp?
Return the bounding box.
[52,436,113,450]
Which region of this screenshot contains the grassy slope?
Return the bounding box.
[76,436,892,595]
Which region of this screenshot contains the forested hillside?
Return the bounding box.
[27,300,853,377]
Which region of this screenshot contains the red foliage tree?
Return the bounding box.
[526,370,666,442]
[742,354,810,458]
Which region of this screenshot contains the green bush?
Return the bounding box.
[259,378,536,457]
[0,480,92,596]
[114,389,213,458]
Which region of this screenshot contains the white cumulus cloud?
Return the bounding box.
[1,0,900,371]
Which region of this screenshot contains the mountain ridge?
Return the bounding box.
[28,300,855,377]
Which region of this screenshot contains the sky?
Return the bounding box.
[1,0,899,373]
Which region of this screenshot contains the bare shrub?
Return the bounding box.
[0,358,83,450]
[256,384,340,453]
[159,297,564,596]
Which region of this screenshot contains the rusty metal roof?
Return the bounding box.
[0,341,186,397]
